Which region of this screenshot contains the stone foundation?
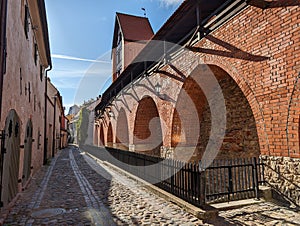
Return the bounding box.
[160,146,174,159]
[261,155,300,206]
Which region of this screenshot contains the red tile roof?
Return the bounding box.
[116,13,154,42]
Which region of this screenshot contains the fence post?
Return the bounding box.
[253,157,259,200]
[199,170,206,206]
[171,159,174,193]
[228,166,233,202]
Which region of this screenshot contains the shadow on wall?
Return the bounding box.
[187,35,269,62]
[248,0,300,9]
[171,65,260,162]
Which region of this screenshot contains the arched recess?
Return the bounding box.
[1,109,21,207]
[94,125,99,146]
[99,123,105,146]
[22,119,33,186]
[116,108,129,150]
[107,122,113,147]
[171,64,260,162]
[133,96,162,156]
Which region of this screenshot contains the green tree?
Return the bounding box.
[76,107,90,145]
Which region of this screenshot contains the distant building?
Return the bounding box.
[47,79,66,157]
[60,115,69,149]
[67,104,81,144]
[68,105,80,115]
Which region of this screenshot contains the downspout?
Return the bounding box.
[43,65,52,165]
[52,94,57,157]
[0,0,8,121]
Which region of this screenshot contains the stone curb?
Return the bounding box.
[84,151,219,221]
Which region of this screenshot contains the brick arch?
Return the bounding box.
[133,96,162,156]
[94,124,99,146]
[171,76,204,161]
[171,64,260,162]
[99,123,104,146]
[107,122,113,147]
[116,108,129,150]
[201,58,269,155]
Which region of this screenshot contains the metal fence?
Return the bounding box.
[84,145,262,207]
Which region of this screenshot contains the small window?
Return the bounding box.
[24,5,29,39]
[34,43,38,65]
[19,68,22,95]
[40,65,43,81]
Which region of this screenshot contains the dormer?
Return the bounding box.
[112,13,154,82]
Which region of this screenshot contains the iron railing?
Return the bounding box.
[83,145,262,207]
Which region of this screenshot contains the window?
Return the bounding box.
[34,43,38,65]
[116,32,122,69]
[40,65,43,81]
[19,68,22,95]
[24,5,29,39]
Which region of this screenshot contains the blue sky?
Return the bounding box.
[45,0,183,112]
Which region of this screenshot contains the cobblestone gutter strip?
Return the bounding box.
[84,151,218,221]
[69,150,116,225]
[0,152,60,225]
[28,155,59,210]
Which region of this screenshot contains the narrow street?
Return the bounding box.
[3,146,204,225]
[3,146,300,225]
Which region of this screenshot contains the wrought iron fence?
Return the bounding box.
[83,145,261,207]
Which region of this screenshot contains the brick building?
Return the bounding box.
[95,0,300,204]
[0,0,63,209]
[47,79,66,157]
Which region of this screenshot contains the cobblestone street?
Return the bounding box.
[3,146,300,225]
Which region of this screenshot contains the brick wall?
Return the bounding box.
[96,3,300,161]
[198,67,260,161]
[133,97,163,156]
[115,108,129,150]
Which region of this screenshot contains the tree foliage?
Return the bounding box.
[76,107,90,145]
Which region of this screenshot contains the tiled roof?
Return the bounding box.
[116,13,154,41]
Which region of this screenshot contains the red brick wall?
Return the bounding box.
[133,96,163,156]
[96,4,300,160]
[100,124,104,146]
[198,66,260,160]
[107,122,113,147]
[116,108,129,150]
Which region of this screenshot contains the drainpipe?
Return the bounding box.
[52,94,57,157]
[43,65,52,165]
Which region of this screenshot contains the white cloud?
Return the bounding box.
[49,68,111,79]
[159,0,183,7]
[51,54,111,64]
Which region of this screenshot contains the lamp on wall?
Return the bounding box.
[108,111,114,118]
[155,82,162,95]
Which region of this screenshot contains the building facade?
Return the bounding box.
[0,0,62,210]
[47,79,65,157]
[95,0,300,204]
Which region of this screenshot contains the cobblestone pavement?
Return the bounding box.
[3,146,300,225]
[214,201,300,226]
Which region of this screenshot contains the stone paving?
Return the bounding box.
[2,146,300,225]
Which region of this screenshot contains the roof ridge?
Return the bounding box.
[116,12,148,20]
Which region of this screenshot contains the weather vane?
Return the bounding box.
[141,8,146,17]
